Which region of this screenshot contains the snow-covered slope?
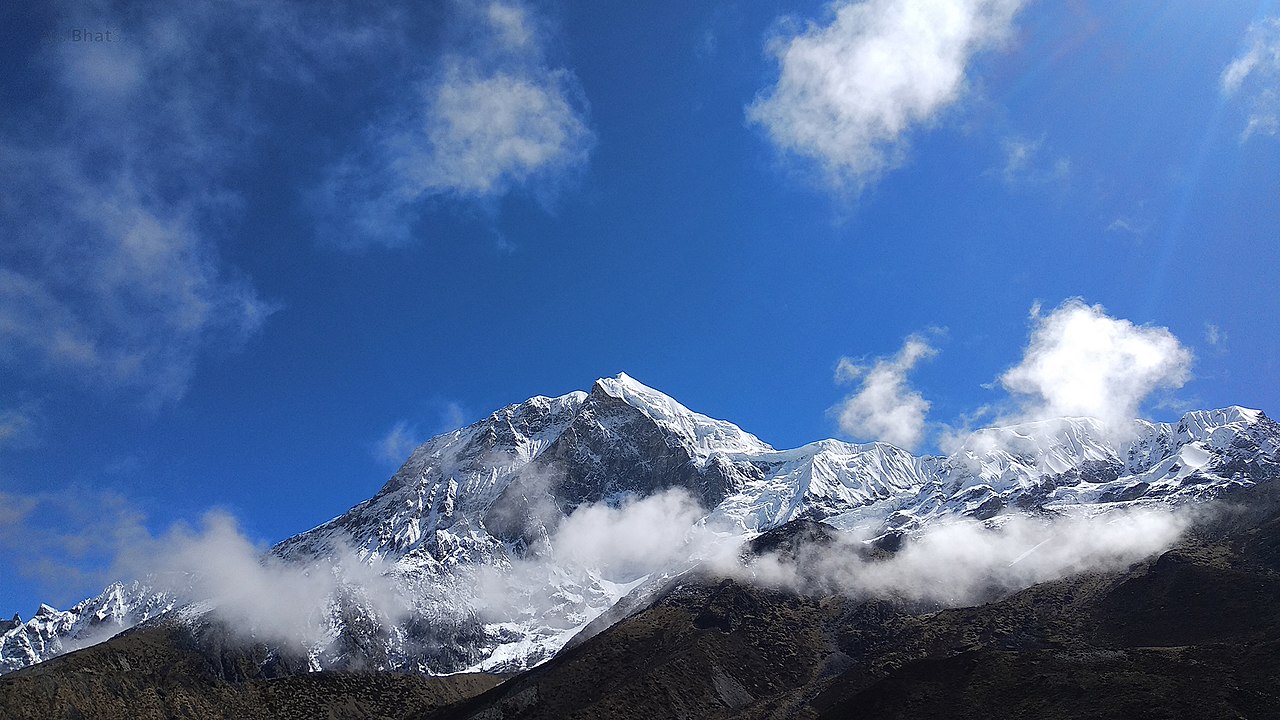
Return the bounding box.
[816,407,1280,537]
[274,388,589,570]
[4,375,1278,675]
[0,582,175,674]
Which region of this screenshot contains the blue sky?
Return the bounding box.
[0,0,1277,616]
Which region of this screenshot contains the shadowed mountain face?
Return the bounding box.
[482,380,759,546]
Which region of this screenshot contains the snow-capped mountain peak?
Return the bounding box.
[590,373,772,457]
[4,376,1277,678]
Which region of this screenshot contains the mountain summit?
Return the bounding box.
[3,375,1277,675]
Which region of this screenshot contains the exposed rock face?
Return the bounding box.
[484,379,764,546]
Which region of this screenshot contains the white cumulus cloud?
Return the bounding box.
[999,300,1193,428]
[748,0,1025,192]
[398,64,590,197]
[834,335,938,450]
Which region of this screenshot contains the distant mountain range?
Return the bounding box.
[4,374,1279,692]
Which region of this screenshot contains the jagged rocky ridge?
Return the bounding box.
[4,373,1278,675]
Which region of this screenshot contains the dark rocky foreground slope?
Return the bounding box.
[0,614,502,720]
[7,481,1280,719]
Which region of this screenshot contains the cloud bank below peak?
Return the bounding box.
[748,0,1026,194]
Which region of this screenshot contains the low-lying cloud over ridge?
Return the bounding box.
[742,509,1191,605]
[0,458,1205,669]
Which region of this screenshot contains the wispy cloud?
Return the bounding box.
[440,401,466,430]
[375,421,425,466]
[833,334,938,450]
[999,299,1193,429]
[315,1,594,249]
[1204,322,1227,351]
[1,1,486,404]
[996,134,1072,189]
[373,402,469,466]
[1106,216,1150,237]
[0,2,378,404]
[748,0,1026,193]
[0,489,149,608]
[0,404,37,450]
[1221,18,1280,141]
[0,172,272,405]
[1001,135,1040,182]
